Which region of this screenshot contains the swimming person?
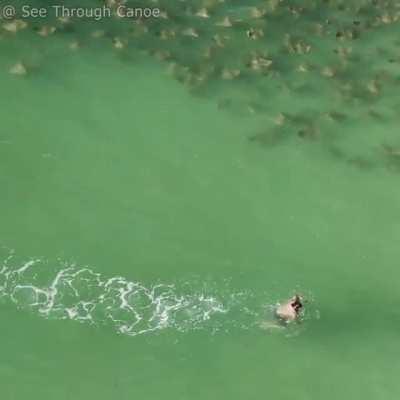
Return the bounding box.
[275,294,303,323]
[259,294,304,331]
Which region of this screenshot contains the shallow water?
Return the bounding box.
[1,1,400,399]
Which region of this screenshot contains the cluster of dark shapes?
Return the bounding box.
[3,0,400,170]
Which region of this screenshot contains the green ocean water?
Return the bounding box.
[1,1,400,399]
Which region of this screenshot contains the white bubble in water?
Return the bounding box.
[0,255,235,336]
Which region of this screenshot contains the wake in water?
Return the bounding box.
[0,249,318,336]
[0,251,261,336]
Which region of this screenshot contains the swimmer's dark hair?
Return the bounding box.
[291,294,303,313]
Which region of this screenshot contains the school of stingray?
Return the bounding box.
[2,0,400,171]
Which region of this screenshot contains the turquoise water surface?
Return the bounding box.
[1,1,400,399]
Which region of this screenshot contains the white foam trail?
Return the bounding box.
[0,255,257,336]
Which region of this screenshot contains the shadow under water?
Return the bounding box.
[3,0,400,171]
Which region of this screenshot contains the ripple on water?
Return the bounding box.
[0,252,262,336]
[0,250,318,337]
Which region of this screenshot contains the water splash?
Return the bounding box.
[0,251,258,336]
[0,248,319,336]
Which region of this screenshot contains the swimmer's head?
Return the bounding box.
[291,294,303,313]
